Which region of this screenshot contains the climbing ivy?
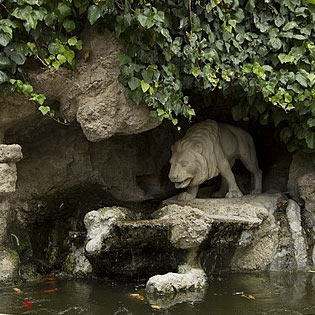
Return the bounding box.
[0,0,315,153]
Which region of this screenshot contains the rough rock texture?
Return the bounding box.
[84,206,132,255]
[0,144,23,163]
[66,246,92,277]
[83,193,310,283]
[298,172,315,215]
[146,265,207,295]
[231,197,309,271]
[29,27,158,142]
[0,145,23,195]
[0,200,9,244]
[288,152,314,199]
[152,205,213,249]
[6,122,174,213]
[286,200,308,268]
[0,249,20,282]
[0,93,37,142]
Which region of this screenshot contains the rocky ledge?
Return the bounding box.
[81,193,309,295]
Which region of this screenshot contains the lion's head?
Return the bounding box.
[169,141,209,189]
[168,120,220,189]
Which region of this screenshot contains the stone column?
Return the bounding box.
[0,144,23,282]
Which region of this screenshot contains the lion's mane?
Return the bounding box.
[172,120,220,185]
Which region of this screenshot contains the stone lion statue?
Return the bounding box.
[168,120,262,201]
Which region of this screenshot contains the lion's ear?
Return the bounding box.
[193,143,202,154]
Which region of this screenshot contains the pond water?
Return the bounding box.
[1,272,315,315]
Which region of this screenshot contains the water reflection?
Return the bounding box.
[0,273,315,315]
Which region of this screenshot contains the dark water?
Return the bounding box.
[1,273,315,315]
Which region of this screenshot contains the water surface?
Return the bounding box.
[1,273,315,315]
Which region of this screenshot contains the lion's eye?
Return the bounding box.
[181,161,188,167]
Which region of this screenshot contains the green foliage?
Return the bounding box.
[0,0,314,153]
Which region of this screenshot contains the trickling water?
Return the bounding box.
[1,272,315,315]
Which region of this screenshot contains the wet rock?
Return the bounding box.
[84,206,132,255]
[298,172,315,215]
[0,248,20,282]
[66,246,92,277]
[286,200,308,269]
[146,265,207,295]
[231,198,309,271]
[83,194,278,279]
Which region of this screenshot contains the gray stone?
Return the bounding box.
[0,248,20,282]
[146,265,207,295]
[298,172,315,215]
[288,152,314,199]
[66,246,92,276]
[153,205,213,249]
[231,215,279,271]
[164,194,272,225]
[0,163,17,194]
[231,198,309,271]
[0,144,23,163]
[0,200,10,243]
[84,206,132,255]
[286,200,308,269]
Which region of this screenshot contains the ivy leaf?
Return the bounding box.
[0,31,11,47]
[38,105,51,116]
[283,21,298,31]
[63,20,76,32]
[118,53,131,66]
[141,80,150,92]
[128,77,141,90]
[296,73,308,87]
[0,70,8,84]
[307,118,315,128]
[64,50,75,64]
[191,67,200,77]
[57,54,67,64]
[0,56,10,68]
[268,38,282,50]
[68,36,77,46]
[56,3,72,19]
[44,12,57,26]
[129,88,142,104]
[138,14,148,27]
[88,5,102,25]
[306,132,315,149]
[30,93,46,105]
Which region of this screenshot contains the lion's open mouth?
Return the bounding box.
[174,178,192,189]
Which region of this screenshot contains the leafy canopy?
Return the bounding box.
[0,0,315,153]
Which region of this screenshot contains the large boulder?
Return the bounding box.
[29,27,158,142]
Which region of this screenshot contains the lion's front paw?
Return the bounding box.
[225,190,243,198]
[178,192,195,202]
